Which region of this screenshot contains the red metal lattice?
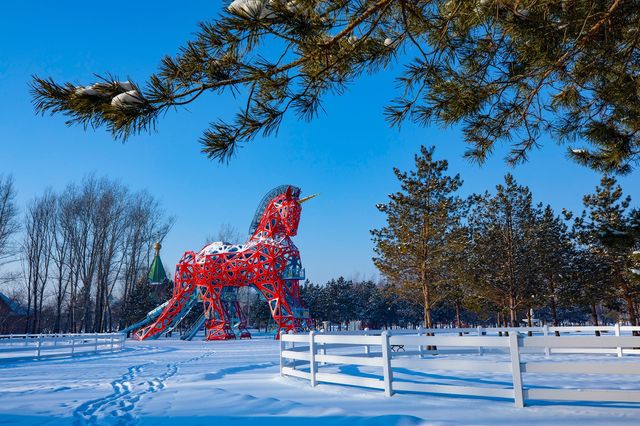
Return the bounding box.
[134,185,313,341]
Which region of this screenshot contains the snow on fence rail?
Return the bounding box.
[0,333,126,362]
[280,328,640,407]
[325,325,640,356]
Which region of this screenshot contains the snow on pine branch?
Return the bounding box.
[73,81,146,108]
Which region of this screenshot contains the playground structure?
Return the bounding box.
[123,185,315,341]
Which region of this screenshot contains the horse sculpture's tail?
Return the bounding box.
[134,252,198,340]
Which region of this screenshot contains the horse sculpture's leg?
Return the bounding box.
[134,252,197,340]
[201,285,236,340]
[278,277,306,337]
[255,277,305,339]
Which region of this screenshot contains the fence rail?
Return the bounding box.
[0,333,126,362]
[280,327,640,407]
[325,324,640,336]
[324,325,640,356]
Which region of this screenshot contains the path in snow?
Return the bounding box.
[0,336,639,425]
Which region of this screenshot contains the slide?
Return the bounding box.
[181,314,206,341]
[119,301,170,335]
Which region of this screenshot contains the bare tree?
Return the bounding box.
[0,175,19,265]
[119,192,173,329]
[51,193,72,333]
[22,191,56,333]
[92,182,124,331]
[15,176,173,333]
[206,223,242,244]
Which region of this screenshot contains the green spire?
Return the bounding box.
[148,242,168,285]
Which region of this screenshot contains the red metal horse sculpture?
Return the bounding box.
[134,185,315,340]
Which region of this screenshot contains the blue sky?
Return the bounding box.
[1,1,639,284]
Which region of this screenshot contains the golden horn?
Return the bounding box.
[298,193,319,204]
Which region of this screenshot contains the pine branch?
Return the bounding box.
[29,0,640,172]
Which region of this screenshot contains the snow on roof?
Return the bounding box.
[0,292,27,316]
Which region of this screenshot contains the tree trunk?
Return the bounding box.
[550,296,560,336]
[591,303,601,336]
[455,300,462,336]
[623,295,639,336]
[31,279,39,334]
[422,282,436,350]
[25,282,32,334]
[422,281,433,329]
[509,296,517,327]
[54,277,64,333]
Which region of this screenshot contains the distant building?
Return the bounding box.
[0,292,27,334]
[147,242,171,303]
[148,242,169,286]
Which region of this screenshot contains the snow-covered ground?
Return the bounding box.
[0,334,639,425]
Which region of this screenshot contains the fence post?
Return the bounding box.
[543,324,550,357]
[364,328,370,355]
[36,336,42,358]
[477,326,483,356]
[509,333,524,408]
[381,331,394,397]
[94,335,99,353]
[71,336,75,356]
[309,331,317,387]
[615,322,622,357]
[318,328,327,366]
[290,331,297,370]
[279,333,285,377]
[418,326,424,358]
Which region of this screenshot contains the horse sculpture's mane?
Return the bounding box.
[248,184,301,236]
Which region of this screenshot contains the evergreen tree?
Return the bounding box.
[245,288,272,331]
[440,223,472,329]
[530,205,574,332]
[300,277,422,329]
[30,1,640,172]
[572,176,640,329]
[121,278,161,333]
[467,174,538,325]
[562,247,615,334]
[358,282,389,328]
[300,280,324,327]
[372,145,463,328]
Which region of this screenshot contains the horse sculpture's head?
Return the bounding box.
[273,186,302,237]
[250,185,318,238]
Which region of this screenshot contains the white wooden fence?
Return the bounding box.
[280,328,640,407]
[0,333,126,362]
[325,325,640,356]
